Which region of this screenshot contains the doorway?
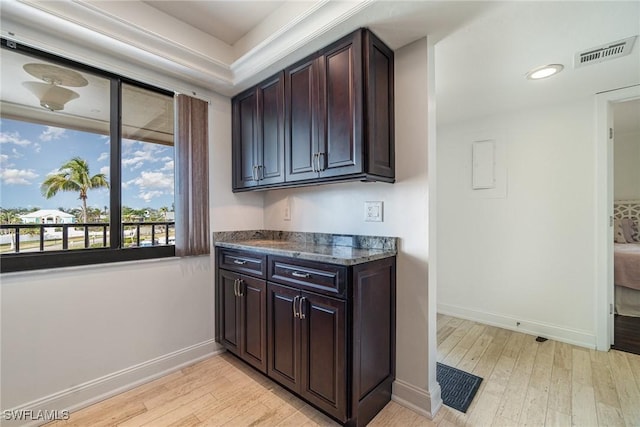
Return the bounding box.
[595,85,640,353]
[611,98,640,355]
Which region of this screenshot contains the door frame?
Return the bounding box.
[595,84,640,351]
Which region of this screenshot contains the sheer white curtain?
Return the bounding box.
[175,94,210,256]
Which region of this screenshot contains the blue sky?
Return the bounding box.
[0,118,174,211]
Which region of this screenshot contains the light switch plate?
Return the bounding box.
[283,197,291,221]
[364,201,383,222]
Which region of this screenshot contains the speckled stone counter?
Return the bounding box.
[214,230,397,266]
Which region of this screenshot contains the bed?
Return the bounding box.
[614,201,640,317]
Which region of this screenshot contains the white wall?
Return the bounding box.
[0,32,265,419]
[437,98,598,347]
[1,257,213,409]
[263,38,441,417]
[614,130,640,201]
[208,93,265,231]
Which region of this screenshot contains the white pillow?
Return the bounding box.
[620,218,635,243]
[628,218,640,242]
[614,219,628,243]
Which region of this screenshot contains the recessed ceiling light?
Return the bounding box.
[526,64,564,80]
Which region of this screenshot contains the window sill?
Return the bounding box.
[0,246,176,274]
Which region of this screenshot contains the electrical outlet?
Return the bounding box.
[364,201,383,222]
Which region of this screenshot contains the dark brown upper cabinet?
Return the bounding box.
[232,28,394,192]
[232,72,285,190]
[286,28,394,185]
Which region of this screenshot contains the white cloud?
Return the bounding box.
[126,171,174,191]
[0,131,31,146]
[123,144,164,170]
[39,126,66,141]
[34,143,42,153]
[0,154,10,166]
[100,166,110,176]
[122,139,138,149]
[123,157,145,170]
[12,148,23,158]
[97,152,109,162]
[160,160,174,171]
[0,168,39,185]
[124,170,174,202]
[139,190,164,203]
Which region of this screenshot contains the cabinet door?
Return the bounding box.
[257,73,285,186]
[364,30,395,179]
[299,292,347,421]
[267,282,300,392]
[318,31,363,178]
[232,89,258,189]
[218,270,241,355]
[239,275,267,373]
[285,57,320,182]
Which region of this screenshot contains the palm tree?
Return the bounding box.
[41,157,109,223]
[0,209,20,224]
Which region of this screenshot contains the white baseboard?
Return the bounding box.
[438,302,596,349]
[392,379,442,420]
[2,340,224,427]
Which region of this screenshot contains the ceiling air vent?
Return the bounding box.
[574,36,637,68]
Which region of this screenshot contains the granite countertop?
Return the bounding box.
[214,231,397,266]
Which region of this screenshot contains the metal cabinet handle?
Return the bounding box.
[299,297,306,319]
[312,153,318,173]
[233,259,247,265]
[318,152,325,172]
[291,271,310,279]
[252,165,259,181]
[292,295,299,318]
[258,165,264,180]
[233,278,244,297]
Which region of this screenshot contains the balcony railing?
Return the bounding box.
[0,222,175,254]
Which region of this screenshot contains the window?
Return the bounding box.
[121,83,175,249]
[0,39,176,272]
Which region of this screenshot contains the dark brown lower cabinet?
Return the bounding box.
[267,283,346,420]
[215,247,395,426]
[218,269,267,373]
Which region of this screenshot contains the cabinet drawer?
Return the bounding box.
[219,249,267,278]
[268,256,347,298]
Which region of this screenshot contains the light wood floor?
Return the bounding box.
[48,314,640,426]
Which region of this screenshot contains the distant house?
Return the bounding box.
[19,209,76,224]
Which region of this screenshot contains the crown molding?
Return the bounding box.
[1,0,378,96]
[1,0,234,94]
[231,0,375,91]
